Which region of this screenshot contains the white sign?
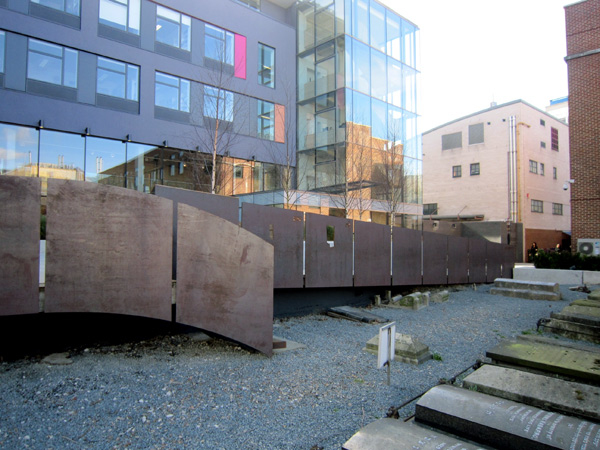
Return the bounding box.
[377,322,396,369]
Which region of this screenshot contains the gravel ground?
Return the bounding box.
[0,284,597,450]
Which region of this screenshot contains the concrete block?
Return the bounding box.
[416,385,600,450]
[583,271,600,285]
[463,364,600,422]
[430,290,449,303]
[389,292,428,310]
[494,278,560,293]
[364,333,432,365]
[513,267,584,285]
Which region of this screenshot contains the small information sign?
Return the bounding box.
[378,322,396,385]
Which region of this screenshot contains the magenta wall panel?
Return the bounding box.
[0,176,40,316]
[235,34,247,79]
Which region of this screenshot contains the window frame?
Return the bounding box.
[205,24,234,65]
[257,100,275,140]
[27,38,78,88]
[540,163,545,176]
[156,5,191,51]
[0,31,5,74]
[97,56,139,101]
[258,43,275,88]
[154,72,190,113]
[552,203,563,216]
[531,199,543,213]
[470,162,480,176]
[551,127,559,151]
[99,0,141,35]
[452,165,462,178]
[529,160,538,174]
[31,0,81,16]
[204,85,234,122]
[553,167,557,180]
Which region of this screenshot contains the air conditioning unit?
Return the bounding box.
[577,239,600,256]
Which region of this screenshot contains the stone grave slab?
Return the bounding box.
[560,304,600,319]
[364,333,432,365]
[589,289,600,301]
[486,340,600,384]
[342,418,489,450]
[416,384,600,450]
[541,316,600,345]
[517,334,600,352]
[571,299,600,308]
[388,292,429,310]
[326,306,388,323]
[463,364,600,422]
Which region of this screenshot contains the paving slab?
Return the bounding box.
[462,364,600,422]
[416,384,600,450]
[326,306,388,323]
[342,418,489,450]
[486,340,600,384]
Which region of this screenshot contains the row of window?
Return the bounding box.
[531,200,563,215]
[6,1,275,88]
[452,163,480,178]
[529,160,558,179]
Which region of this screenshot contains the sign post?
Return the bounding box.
[377,322,396,385]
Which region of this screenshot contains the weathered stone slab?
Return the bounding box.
[571,299,600,308]
[430,290,449,303]
[327,306,388,323]
[388,292,429,310]
[416,384,600,450]
[589,289,600,301]
[463,364,600,422]
[364,333,432,365]
[494,278,560,293]
[490,287,561,301]
[342,418,488,450]
[560,305,600,319]
[486,340,600,383]
[541,317,600,345]
[517,334,600,352]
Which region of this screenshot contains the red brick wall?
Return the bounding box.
[565,0,600,246]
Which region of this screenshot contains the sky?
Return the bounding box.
[380,0,572,132]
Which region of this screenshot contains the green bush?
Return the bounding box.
[532,250,600,271]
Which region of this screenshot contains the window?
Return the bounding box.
[452,165,462,178]
[99,0,140,35]
[540,119,546,126]
[31,0,80,15]
[235,0,260,10]
[0,31,4,74]
[529,160,538,174]
[442,132,462,150]
[205,24,234,65]
[553,167,557,180]
[257,100,275,140]
[155,72,190,112]
[552,203,563,216]
[551,127,559,151]
[27,39,78,88]
[156,5,191,51]
[468,123,484,145]
[97,57,139,101]
[204,86,234,121]
[234,165,244,179]
[258,43,275,88]
[531,199,543,213]
[541,141,546,149]
[423,203,438,215]
[540,163,545,176]
[470,163,480,176]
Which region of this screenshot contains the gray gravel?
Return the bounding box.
[0,284,596,450]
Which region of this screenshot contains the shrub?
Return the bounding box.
[532,250,600,271]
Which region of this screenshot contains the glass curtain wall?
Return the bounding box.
[297,0,421,225]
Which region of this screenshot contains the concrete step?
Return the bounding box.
[494,278,560,293]
[342,418,489,450]
[462,364,600,423]
[415,384,600,450]
[490,287,561,301]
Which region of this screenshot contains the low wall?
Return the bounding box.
[513,266,600,285]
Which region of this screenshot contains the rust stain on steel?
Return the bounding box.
[468,238,487,283]
[176,203,274,356]
[304,213,353,288]
[0,176,41,315]
[44,180,173,321]
[354,221,391,287]
[241,203,304,289]
[392,227,422,286]
[423,232,448,285]
[448,236,469,285]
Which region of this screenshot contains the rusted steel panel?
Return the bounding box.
[448,236,469,285]
[423,232,448,285]
[176,203,274,356]
[502,246,516,278]
[354,221,391,287]
[154,185,239,225]
[0,176,40,315]
[241,203,303,289]
[44,180,173,320]
[305,213,353,288]
[468,238,487,283]
[392,228,422,286]
[486,241,503,282]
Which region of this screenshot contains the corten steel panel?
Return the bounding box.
[44,180,173,320]
[392,228,422,286]
[241,203,303,289]
[354,221,391,287]
[447,236,469,285]
[176,203,274,356]
[502,246,516,278]
[486,242,503,282]
[468,239,487,283]
[154,185,239,225]
[422,232,448,285]
[305,213,353,288]
[0,176,40,315]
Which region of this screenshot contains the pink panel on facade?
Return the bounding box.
[234,34,247,79]
[275,104,285,143]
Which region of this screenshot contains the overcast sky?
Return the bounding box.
[380,0,572,131]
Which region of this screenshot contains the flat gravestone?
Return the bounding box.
[589,289,600,301]
[463,364,600,422]
[560,305,600,319]
[416,385,600,450]
[327,306,388,324]
[571,299,600,308]
[364,333,432,365]
[487,340,600,384]
[342,418,489,450]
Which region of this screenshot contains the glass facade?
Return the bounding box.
[297,0,421,226]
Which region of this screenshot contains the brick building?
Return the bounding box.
[565,0,600,248]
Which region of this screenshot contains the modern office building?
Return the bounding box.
[0,0,421,227]
[422,100,571,257]
[565,0,600,250]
